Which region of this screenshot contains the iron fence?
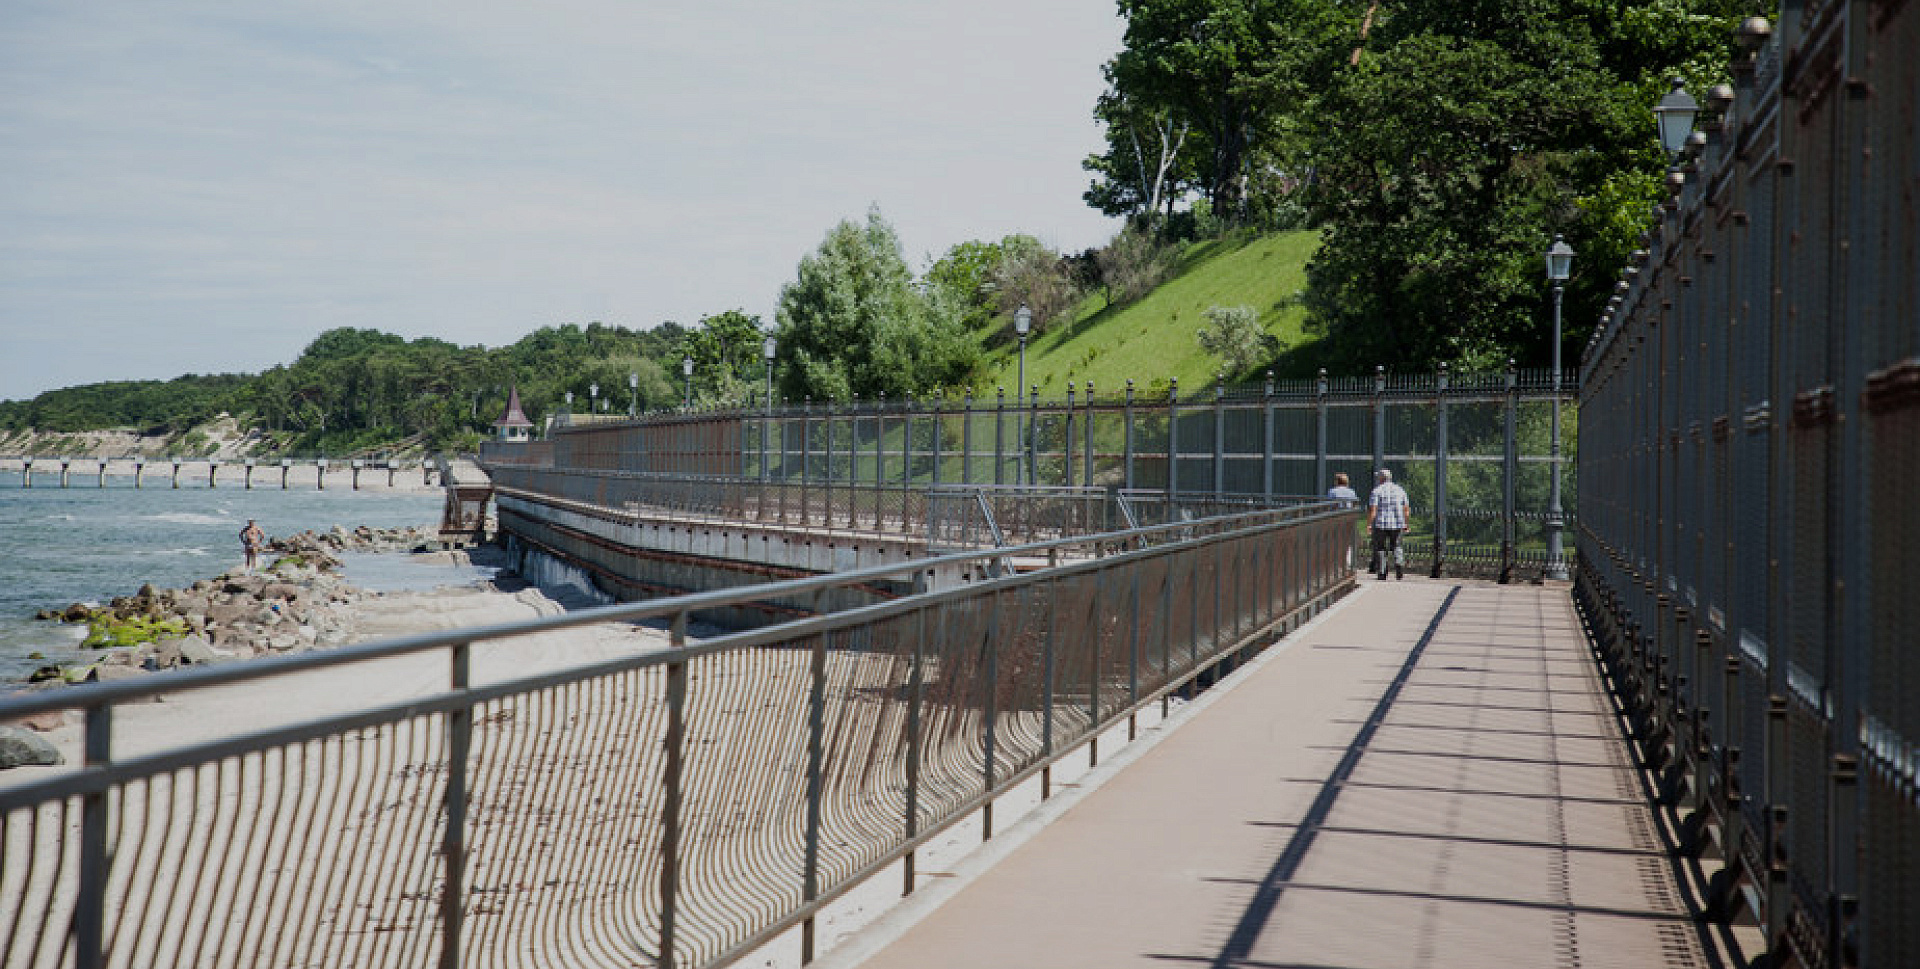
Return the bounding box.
[1574,6,1917,967]
[500,366,1576,581]
[0,505,1357,969]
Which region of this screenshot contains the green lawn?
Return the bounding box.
[973,230,1320,400]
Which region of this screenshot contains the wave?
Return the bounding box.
[144,512,234,525]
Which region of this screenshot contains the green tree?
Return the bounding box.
[1196,304,1280,376]
[774,207,978,402]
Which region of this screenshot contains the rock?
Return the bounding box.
[98,649,140,668]
[0,726,63,768]
[27,665,63,683]
[206,602,253,626]
[3,710,71,732]
[260,583,304,602]
[88,665,146,683]
[146,639,184,669]
[166,635,223,666]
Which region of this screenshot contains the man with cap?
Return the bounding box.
[1366,468,1410,580]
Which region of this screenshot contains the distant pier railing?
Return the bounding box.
[0,455,439,490]
[0,503,1357,969]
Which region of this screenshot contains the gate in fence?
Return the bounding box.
[1574,5,1917,967]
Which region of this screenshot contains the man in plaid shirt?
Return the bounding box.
[1367,468,1411,580]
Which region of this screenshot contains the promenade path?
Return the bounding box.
[828,580,1716,969]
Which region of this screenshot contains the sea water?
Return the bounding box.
[0,477,487,681]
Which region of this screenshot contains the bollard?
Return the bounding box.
[133,460,145,488]
[244,458,255,489]
[60,460,70,488]
[97,460,107,487]
[351,459,362,490]
[170,461,182,489]
[21,459,31,488]
[280,458,292,489]
[316,458,327,490]
[207,461,219,488]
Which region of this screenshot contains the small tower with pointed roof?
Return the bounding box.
[494,386,535,442]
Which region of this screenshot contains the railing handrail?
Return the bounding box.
[0,501,1346,726]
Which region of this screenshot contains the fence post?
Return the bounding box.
[1084,381,1096,488]
[1064,384,1077,489]
[1213,379,1226,495]
[1028,385,1040,487]
[1124,380,1136,490]
[1042,577,1058,800]
[1167,378,1180,501]
[995,388,1006,487]
[1262,371,1275,500]
[1502,360,1518,584]
[1316,369,1329,494]
[1433,364,1449,577]
[1371,366,1386,477]
[962,392,974,487]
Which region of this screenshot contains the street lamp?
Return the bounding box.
[589,382,598,417]
[762,335,777,406]
[1544,233,1574,580]
[681,356,694,408]
[1014,304,1031,486]
[628,371,639,417]
[1654,77,1699,158]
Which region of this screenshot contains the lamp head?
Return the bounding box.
[763,335,777,360]
[1545,234,1574,282]
[1654,77,1699,157]
[682,356,693,376]
[1014,304,1031,336]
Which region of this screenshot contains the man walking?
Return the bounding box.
[240,519,266,573]
[1366,469,1410,580]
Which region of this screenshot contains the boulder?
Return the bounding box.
[88,665,147,683]
[165,635,224,666]
[0,727,63,769]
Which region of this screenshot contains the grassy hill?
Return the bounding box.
[974,230,1319,400]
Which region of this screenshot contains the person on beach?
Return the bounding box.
[240,519,266,573]
[1367,469,1410,580]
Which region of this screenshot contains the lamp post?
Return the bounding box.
[589,382,598,418]
[1014,304,1031,486]
[762,335,777,481]
[628,371,639,417]
[564,390,574,426]
[1544,233,1574,580]
[682,356,694,409]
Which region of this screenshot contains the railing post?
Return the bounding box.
[1432,364,1449,577]
[1370,366,1386,478]
[74,704,112,969]
[801,624,827,962]
[904,594,926,895]
[1128,557,1142,742]
[1123,380,1136,491]
[439,643,472,969]
[659,614,689,969]
[1027,384,1040,487]
[928,395,941,486]
[800,398,813,525]
[1501,360,1518,583]
[981,587,1001,841]
[1042,576,1058,800]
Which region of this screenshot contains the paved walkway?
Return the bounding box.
[834,580,1713,969]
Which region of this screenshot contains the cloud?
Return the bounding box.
[0,0,1123,401]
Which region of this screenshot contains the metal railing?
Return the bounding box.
[1575,6,1917,967]
[493,365,1577,581]
[0,504,1358,969]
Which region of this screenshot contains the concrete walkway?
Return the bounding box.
[835,580,1713,969]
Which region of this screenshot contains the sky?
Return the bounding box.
[0,1,1125,402]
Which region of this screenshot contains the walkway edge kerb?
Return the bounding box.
[809,583,1378,969]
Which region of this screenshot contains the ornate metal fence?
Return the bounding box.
[0,505,1356,969]
[497,366,1576,581]
[1574,6,1917,967]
